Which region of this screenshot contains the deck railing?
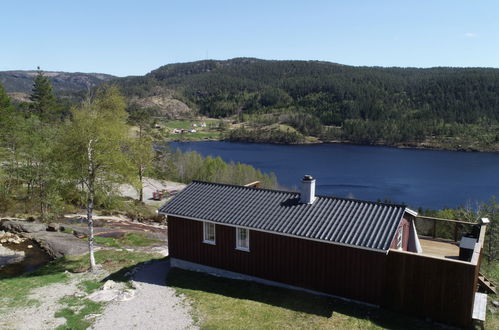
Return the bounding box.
[415,215,476,242]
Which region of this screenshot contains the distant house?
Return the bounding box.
[171,128,182,134]
[200,122,207,127]
[159,176,490,327]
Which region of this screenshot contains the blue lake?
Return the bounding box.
[169,141,499,210]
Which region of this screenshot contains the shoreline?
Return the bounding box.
[164,137,499,153]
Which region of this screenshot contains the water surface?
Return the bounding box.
[0,240,51,278]
[170,141,499,209]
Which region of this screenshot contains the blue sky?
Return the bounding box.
[1,0,497,76]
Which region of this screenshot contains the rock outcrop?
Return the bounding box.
[0,219,46,233]
[24,231,89,258]
[0,231,27,244]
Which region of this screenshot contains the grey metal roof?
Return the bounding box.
[159,181,407,251]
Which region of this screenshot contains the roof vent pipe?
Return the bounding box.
[300,175,316,204]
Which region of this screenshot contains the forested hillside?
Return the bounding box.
[0,70,115,101]
[116,58,499,151]
[0,71,277,221]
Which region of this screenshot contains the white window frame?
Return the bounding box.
[396,226,403,250]
[203,221,216,245]
[236,227,250,252]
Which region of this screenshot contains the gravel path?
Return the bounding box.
[92,260,196,330]
[0,271,100,330]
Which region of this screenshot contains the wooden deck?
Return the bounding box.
[419,236,460,260]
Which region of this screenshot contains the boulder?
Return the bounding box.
[102,280,117,291]
[117,289,136,301]
[47,223,60,232]
[0,219,46,233]
[24,231,89,258]
[87,289,121,302]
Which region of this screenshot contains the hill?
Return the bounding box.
[115,58,499,151]
[0,70,115,101]
[1,59,497,150]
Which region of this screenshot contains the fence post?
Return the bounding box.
[433,219,437,239]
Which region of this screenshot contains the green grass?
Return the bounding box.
[481,261,499,330]
[55,296,103,330]
[186,131,221,140]
[161,119,224,142]
[79,279,103,294]
[93,232,162,249]
[61,227,74,234]
[163,120,193,130]
[168,268,444,330]
[0,271,69,309]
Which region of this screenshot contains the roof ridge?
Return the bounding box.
[191,180,298,195]
[190,180,406,208]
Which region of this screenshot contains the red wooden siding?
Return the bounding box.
[168,216,387,304]
[168,216,479,327]
[389,217,411,251]
[383,250,477,327]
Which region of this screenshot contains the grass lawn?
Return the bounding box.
[93,232,162,249]
[0,250,161,329]
[160,118,223,142]
[168,268,448,330]
[162,120,193,130]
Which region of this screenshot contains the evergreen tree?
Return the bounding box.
[0,83,10,109]
[29,67,62,122]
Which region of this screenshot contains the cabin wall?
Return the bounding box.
[168,216,478,327]
[383,250,477,327]
[168,216,387,304]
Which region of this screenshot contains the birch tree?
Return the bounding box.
[129,134,154,202]
[61,86,132,270]
[128,109,154,202]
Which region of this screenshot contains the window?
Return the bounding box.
[396,226,403,250]
[203,222,215,244]
[236,227,250,251]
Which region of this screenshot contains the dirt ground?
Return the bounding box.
[119,177,186,206]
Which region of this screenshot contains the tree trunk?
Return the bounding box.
[139,165,144,202]
[87,140,96,271]
[87,185,96,271]
[138,125,144,202]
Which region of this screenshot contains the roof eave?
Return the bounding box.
[404,207,418,217]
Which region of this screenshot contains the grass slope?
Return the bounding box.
[168,268,447,330]
[93,232,161,249]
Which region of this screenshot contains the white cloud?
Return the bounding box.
[464,32,477,38]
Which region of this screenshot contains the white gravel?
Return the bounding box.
[91,259,196,330]
[0,270,104,330]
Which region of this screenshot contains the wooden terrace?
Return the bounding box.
[415,215,478,260]
[419,236,460,260]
